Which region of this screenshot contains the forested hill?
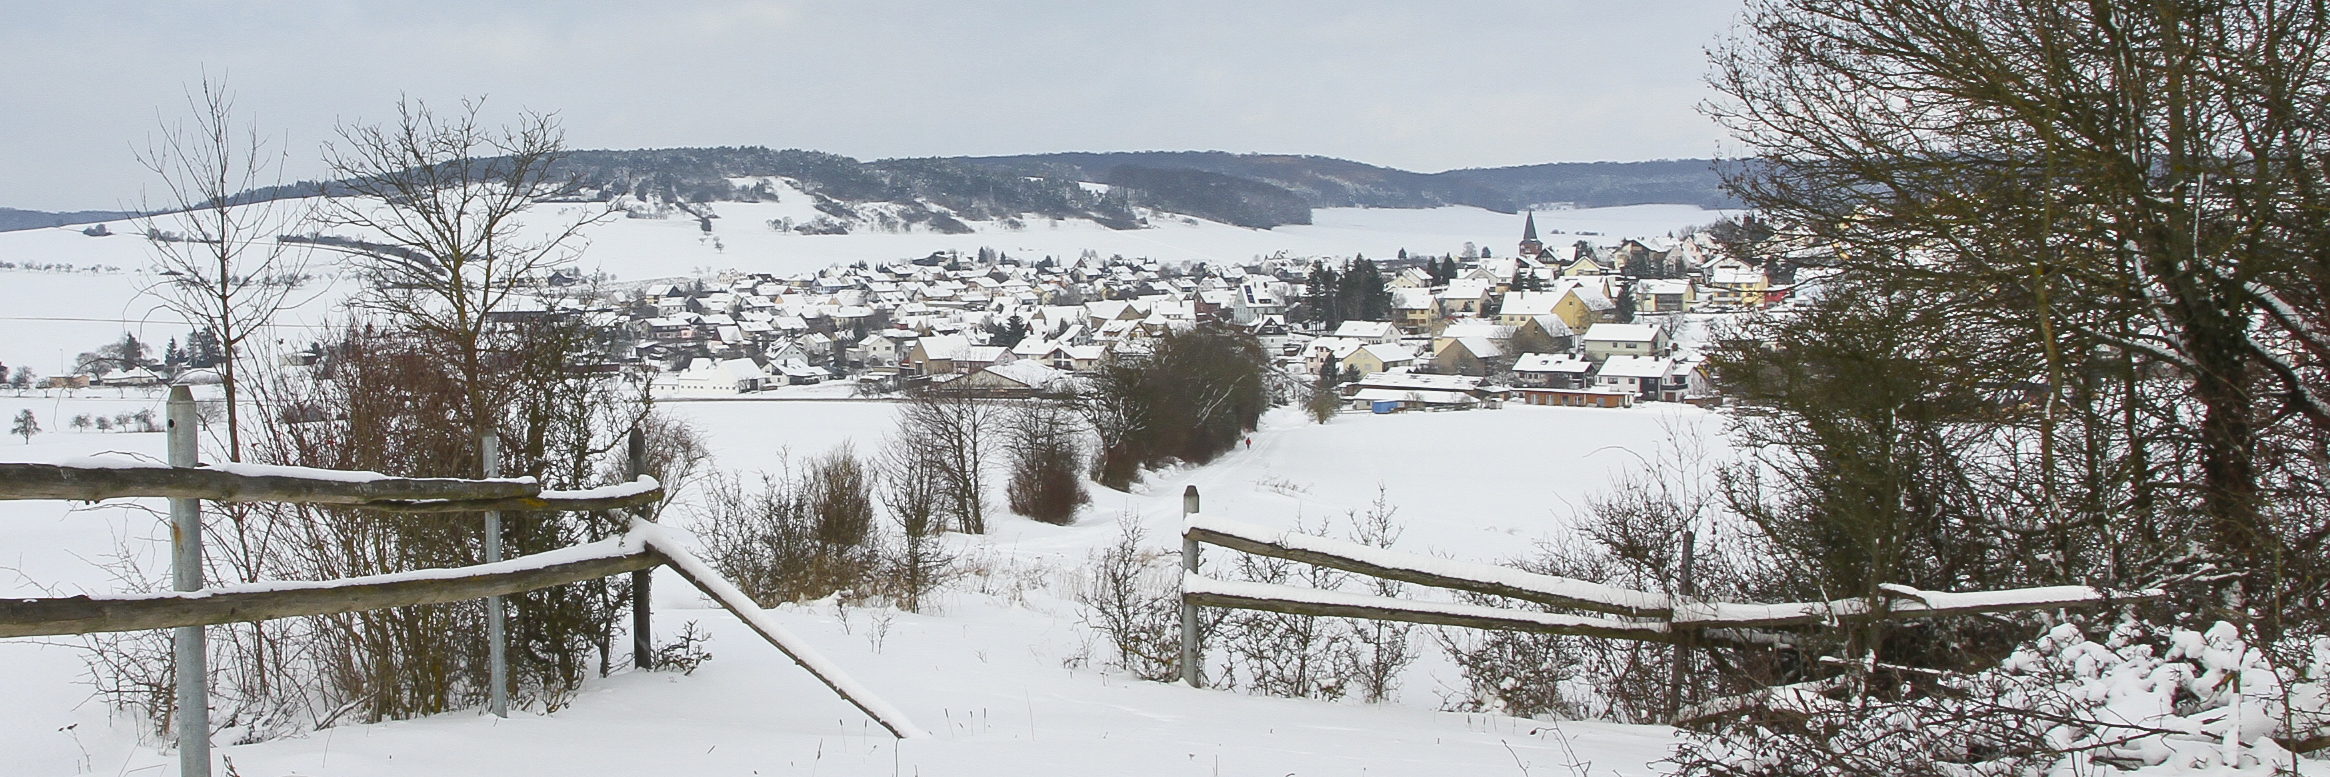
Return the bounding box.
[0,208,134,232]
[958,152,1736,213]
[541,149,1733,229]
[1,150,1733,233]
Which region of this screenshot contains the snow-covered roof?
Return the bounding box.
[1331,321,1399,340]
[1350,372,1484,392]
[1393,288,1437,310]
[1438,321,1513,341]
[1447,337,1504,359]
[1513,353,1594,373]
[1356,343,1417,363]
[1306,337,1368,360]
[970,359,1070,390]
[1582,323,1664,343]
[917,334,972,360]
[1347,387,1479,405]
[1596,355,1674,379]
[1438,279,1493,300]
[1499,290,1565,317]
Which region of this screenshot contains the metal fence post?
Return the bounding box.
[167,386,210,777]
[482,430,507,718]
[628,427,652,670]
[1180,485,1201,689]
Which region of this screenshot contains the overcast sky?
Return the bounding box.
[2,1,1745,212]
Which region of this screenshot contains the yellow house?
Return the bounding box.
[1392,287,1438,331]
[1341,342,1418,375]
[1702,257,1771,308]
[1532,280,1615,333]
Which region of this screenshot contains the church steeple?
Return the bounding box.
[1518,211,1544,258]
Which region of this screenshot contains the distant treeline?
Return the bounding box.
[0,207,134,233]
[4,148,1740,234]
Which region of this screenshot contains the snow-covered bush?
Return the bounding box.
[1673,621,2330,776]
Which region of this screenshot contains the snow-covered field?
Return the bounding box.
[0,391,1708,777]
[0,201,1739,776]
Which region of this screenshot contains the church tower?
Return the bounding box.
[1518,211,1544,258]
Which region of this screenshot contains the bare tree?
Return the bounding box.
[877,438,953,612]
[133,75,312,461]
[318,97,614,441]
[894,387,1000,533]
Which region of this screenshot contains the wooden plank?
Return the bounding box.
[1187,523,1670,617]
[0,548,660,638]
[0,462,663,513]
[1672,585,2163,629]
[1191,520,2155,627]
[645,532,927,739]
[360,487,663,513]
[1183,575,1683,644]
[0,462,538,504]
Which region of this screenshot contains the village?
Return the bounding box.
[623,212,1791,412]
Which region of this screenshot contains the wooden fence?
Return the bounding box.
[1177,503,2160,721]
[0,387,924,777]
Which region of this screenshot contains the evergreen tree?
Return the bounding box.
[186,328,226,369]
[1338,258,1393,321]
[1304,262,1342,330]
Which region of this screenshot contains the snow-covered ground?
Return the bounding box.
[0,391,1705,777]
[0,201,1738,775]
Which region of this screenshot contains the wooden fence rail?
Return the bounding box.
[1183,513,2157,637]
[0,460,662,513]
[2,388,924,777]
[0,541,660,638]
[1178,505,2163,715]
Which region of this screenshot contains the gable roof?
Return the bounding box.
[1582,323,1664,343]
[1331,320,1399,340]
[1597,355,1674,379]
[1513,353,1594,373]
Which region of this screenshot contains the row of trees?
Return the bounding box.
[1296,257,1394,330]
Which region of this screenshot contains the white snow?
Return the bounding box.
[0,393,1707,776]
[632,519,928,740]
[0,200,1744,775]
[536,475,662,501]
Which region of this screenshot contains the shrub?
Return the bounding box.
[1005,399,1089,525]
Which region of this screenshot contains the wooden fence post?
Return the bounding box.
[482,430,508,718]
[168,386,210,777]
[1181,485,1201,689]
[1667,529,1696,724]
[629,427,652,670]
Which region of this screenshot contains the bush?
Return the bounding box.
[694,449,883,606]
[1076,518,1193,682]
[1080,324,1275,490]
[1672,622,2330,776]
[1005,399,1089,525]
